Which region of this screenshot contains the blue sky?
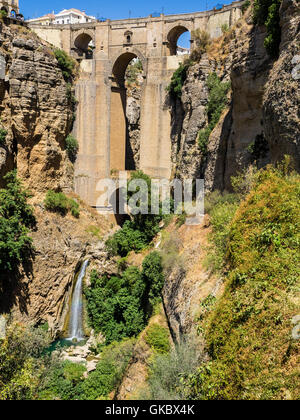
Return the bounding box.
[23,0,233,21]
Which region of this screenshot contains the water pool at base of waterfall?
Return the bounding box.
[47,338,87,353]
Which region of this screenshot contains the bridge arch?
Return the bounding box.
[167,25,191,55]
[72,30,95,59]
[109,51,146,171]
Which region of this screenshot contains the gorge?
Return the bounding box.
[0,0,299,401]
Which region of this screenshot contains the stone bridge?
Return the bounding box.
[30,2,243,206]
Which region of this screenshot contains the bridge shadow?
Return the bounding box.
[109,186,130,226]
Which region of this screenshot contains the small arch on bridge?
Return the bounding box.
[74,33,95,59]
[167,25,191,56]
[110,52,145,172]
[1,6,8,15]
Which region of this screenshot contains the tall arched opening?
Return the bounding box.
[74,33,94,59]
[110,52,144,172]
[167,26,191,56]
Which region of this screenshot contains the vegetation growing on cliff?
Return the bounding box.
[65,134,79,162]
[166,63,189,99]
[0,324,50,400]
[253,0,282,57]
[0,127,7,146]
[44,191,80,218]
[198,73,231,154]
[54,48,76,80]
[106,171,163,256]
[85,251,164,344]
[0,171,36,276]
[184,160,300,399]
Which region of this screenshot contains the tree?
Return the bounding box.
[0,170,36,275]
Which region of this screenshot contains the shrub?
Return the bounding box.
[198,73,231,154]
[0,170,36,275]
[85,268,146,344]
[106,171,163,257]
[0,324,51,400]
[141,337,202,400]
[167,63,189,99]
[145,324,170,354]
[253,0,282,58]
[54,48,75,80]
[65,135,79,162]
[191,29,211,54]
[0,127,7,146]
[44,190,80,218]
[221,23,229,33]
[0,9,7,18]
[80,339,135,400]
[142,251,164,308]
[203,192,240,273]
[85,252,164,344]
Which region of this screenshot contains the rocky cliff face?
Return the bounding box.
[0,22,74,193]
[0,22,114,337]
[162,218,223,344]
[125,68,143,170]
[263,0,300,170]
[171,1,300,190]
[1,201,111,337]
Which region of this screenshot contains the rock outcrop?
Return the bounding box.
[263,0,300,170]
[0,22,74,192]
[171,2,299,191]
[162,219,222,343]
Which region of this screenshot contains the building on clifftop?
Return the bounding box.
[27,8,97,25]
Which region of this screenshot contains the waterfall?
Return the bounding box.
[67,260,89,342]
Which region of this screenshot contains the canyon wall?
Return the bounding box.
[171,0,299,192]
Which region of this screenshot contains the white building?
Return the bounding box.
[54,9,96,24]
[27,8,96,26]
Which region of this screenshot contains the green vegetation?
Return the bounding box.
[0,127,7,146]
[241,0,251,13]
[145,324,170,354]
[1,323,135,400]
[44,190,80,218]
[166,63,189,99]
[140,338,201,399]
[54,48,76,80]
[85,251,164,344]
[198,73,231,154]
[65,134,79,162]
[38,339,135,400]
[253,0,282,57]
[0,9,8,19]
[221,23,229,34]
[0,170,36,275]
[79,339,135,400]
[0,324,51,400]
[106,171,163,257]
[184,160,300,399]
[204,191,240,273]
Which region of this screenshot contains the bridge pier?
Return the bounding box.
[29,2,244,207]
